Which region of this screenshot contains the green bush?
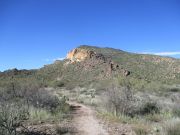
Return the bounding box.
[140,102,160,115]
[170,88,180,92]
[52,80,65,88]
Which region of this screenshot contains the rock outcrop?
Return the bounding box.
[66,47,130,77]
[66,48,95,63]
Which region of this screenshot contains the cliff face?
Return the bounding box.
[66,47,130,77]
[66,48,95,62]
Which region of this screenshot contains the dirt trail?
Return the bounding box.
[69,102,109,135]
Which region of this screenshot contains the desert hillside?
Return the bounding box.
[1,45,180,91]
[0,45,180,135]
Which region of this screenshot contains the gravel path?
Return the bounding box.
[69,102,109,135]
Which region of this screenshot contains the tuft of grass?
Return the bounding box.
[145,113,162,122]
[163,118,180,135]
[29,107,53,122]
[28,106,67,123]
[98,111,138,124]
[133,124,150,135]
[172,108,180,117]
[160,111,174,119]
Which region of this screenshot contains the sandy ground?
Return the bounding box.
[69,102,109,135]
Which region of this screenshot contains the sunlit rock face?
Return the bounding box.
[66,48,95,63]
[65,47,130,77]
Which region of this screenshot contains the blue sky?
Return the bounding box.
[0,0,180,71]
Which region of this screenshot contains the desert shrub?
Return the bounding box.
[4,79,66,111]
[170,88,180,92]
[139,102,160,115]
[0,76,71,135]
[0,103,29,135]
[0,80,70,126]
[103,85,135,116]
[25,88,61,111]
[51,80,65,88]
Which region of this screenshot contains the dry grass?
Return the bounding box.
[133,123,150,135]
[162,118,180,135]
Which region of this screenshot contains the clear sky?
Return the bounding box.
[0,0,180,71]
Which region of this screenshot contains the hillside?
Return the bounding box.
[0,45,180,135]
[77,45,180,82]
[35,45,180,89]
[1,45,180,89]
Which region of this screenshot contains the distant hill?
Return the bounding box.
[1,45,180,90]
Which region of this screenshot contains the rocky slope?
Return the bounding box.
[65,47,130,77]
[1,45,180,89]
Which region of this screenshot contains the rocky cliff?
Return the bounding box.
[66,47,130,77]
[66,48,95,62]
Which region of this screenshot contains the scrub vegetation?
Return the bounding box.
[0,46,180,135]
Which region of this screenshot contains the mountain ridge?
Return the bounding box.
[1,45,180,90]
